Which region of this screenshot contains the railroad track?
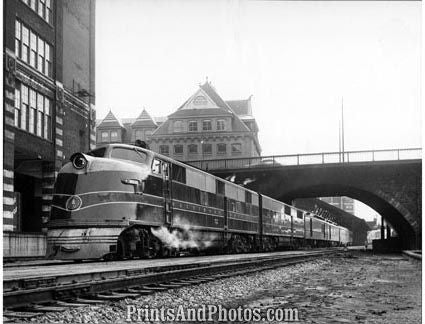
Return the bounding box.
[3,248,344,319]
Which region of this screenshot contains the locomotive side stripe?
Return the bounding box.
[52,201,164,212]
[52,192,164,211]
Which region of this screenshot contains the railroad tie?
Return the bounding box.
[126,288,154,295]
[158,283,183,288]
[3,311,43,319]
[142,285,168,292]
[74,298,105,305]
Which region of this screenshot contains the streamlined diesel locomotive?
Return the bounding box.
[47,144,352,260]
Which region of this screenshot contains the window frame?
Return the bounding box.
[21,0,53,24]
[231,143,242,155]
[110,131,118,142]
[15,19,53,78]
[217,143,226,155]
[101,131,109,142]
[202,120,212,131]
[174,144,183,155]
[202,143,212,155]
[14,82,52,140]
[188,144,198,154]
[216,119,225,131]
[173,120,184,133]
[159,145,170,155]
[188,120,198,132]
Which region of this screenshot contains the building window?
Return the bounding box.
[14,83,51,140]
[21,25,29,63]
[174,120,184,133]
[15,20,21,58]
[216,119,225,131]
[202,120,212,131]
[101,131,109,142]
[21,85,28,131]
[174,144,183,155]
[202,143,212,155]
[30,31,37,67]
[44,97,51,139]
[110,131,118,142]
[231,143,242,155]
[135,130,144,140]
[145,130,153,138]
[15,20,53,78]
[36,93,43,137]
[29,89,36,134]
[37,37,44,73]
[160,145,169,155]
[188,144,198,154]
[22,0,53,24]
[14,88,21,127]
[188,121,197,132]
[217,143,226,155]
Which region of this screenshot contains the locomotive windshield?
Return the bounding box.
[110,147,148,165]
[86,147,107,157]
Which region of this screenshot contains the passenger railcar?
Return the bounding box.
[47,144,352,260]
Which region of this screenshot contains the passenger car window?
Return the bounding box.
[111,148,148,164]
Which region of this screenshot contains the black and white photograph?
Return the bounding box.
[2,0,421,323]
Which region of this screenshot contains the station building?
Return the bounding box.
[3,0,96,258]
[96,81,261,161]
[319,196,355,215]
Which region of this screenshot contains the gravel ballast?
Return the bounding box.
[6,252,421,324]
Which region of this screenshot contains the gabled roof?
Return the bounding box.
[132,109,157,128]
[97,110,124,129]
[226,96,252,116]
[200,82,233,112]
[169,108,232,119]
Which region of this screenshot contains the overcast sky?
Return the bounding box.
[95,0,421,221]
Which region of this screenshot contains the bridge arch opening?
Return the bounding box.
[278,184,417,249]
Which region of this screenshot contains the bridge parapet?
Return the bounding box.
[187,148,421,171]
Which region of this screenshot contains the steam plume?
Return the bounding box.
[151,216,218,250]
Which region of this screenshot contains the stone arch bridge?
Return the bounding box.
[188,148,421,249]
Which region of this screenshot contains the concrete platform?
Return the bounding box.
[3,232,46,259]
[3,249,336,282]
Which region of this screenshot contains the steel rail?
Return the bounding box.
[4,249,340,309]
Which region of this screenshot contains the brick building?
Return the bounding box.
[319,196,355,215]
[96,81,261,161]
[3,0,96,257]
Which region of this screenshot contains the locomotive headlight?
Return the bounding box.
[66,195,82,210]
[71,153,87,169]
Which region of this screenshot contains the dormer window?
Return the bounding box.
[101,131,109,142]
[135,130,143,140]
[174,120,184,133]
[110,131,118,142]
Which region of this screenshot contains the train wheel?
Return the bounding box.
[103,252,117,261]
[117,236,127,259]
[146,235,161,259]
[230,235,245,253]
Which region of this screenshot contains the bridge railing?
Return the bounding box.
[186,148,421,171]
